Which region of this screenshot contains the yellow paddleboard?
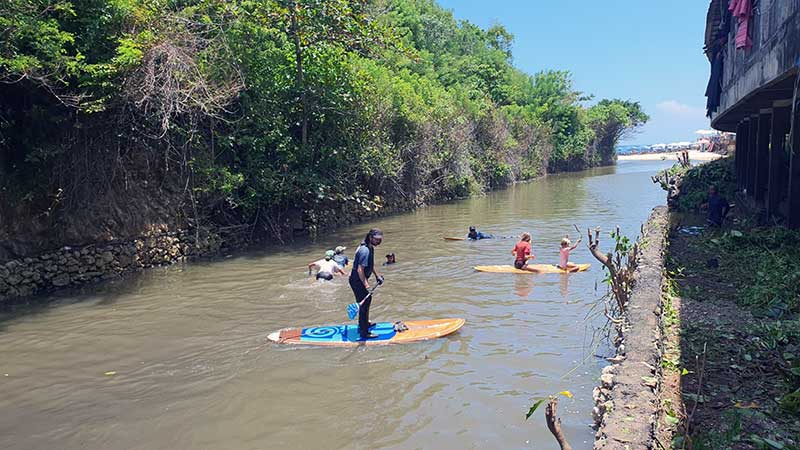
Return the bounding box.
[443,236,466,241]
[474,264,591,274]
[267,318,465,347]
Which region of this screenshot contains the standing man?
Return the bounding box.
[349,228,385,339]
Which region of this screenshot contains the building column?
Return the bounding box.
[737,120,749,190]
[789,100,800,228]
[747,116,759,195]
[768,106,791,218]
[754,111,772,203]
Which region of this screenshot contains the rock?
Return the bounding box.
[602,365,616,375]
[6,274,22,286]
[52,274,70,287]
[5,260,20,271]
[592,386,603,402]
[17,285,33,296]
[601,373,614,389]
[21,270,35,278]
[101,251,114,264]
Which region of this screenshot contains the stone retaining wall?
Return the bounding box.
[0,228,238,303]
[593,206,669,449]
[0,197,416,303]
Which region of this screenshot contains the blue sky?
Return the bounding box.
[436,0,713,145]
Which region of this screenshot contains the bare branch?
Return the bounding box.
[545,398,573,450]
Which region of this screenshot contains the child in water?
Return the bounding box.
[557,236,582,272]
[512,232,535,270]
[383,253,396,265]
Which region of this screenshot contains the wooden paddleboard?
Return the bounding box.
[474,264,591,274]
[443,236,466,241]
[267,318,465,347]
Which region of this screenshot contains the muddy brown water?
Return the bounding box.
[0,161,674,450]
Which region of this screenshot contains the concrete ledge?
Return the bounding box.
[594,206,669,449]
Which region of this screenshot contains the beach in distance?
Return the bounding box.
[617,150,724,162]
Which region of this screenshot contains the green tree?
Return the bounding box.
[587,99,649,165]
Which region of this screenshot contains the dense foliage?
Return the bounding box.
[661,157,736,212]
[0,0,648,243]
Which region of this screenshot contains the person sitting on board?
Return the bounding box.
[557,236,583,272]
[308,250,346,281]
[512,232,535,271]
[333,246,349,268]
[701,184,731,227]
[383,252,396,265]
[349,229,385,339]
[467,226,494,240]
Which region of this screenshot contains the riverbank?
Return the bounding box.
[639,157,800,448]
[592,206,670,449]
[618,151,724,162]
[658,216,800,448]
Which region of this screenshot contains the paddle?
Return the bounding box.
[347,284,380,320]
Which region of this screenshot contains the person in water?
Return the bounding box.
[383,253,396,265]
[702,185,731,227]
[557,236,582,272]
[467,226,494,240]
[349,228,385,339]
[308,250,346,280]
[512,232,535,270]
[333,246,349,268]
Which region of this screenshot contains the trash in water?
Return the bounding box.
[677,226,704,236]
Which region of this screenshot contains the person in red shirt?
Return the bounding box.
[512,232,535,270]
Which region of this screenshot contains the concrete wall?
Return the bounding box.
[711,0,800,130]
[593,207,669,449]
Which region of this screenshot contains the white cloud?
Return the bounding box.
[656,100,706,118]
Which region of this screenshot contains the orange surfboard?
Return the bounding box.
[443,236,466,241]
[267,318,465,347]
[474,264,591,274]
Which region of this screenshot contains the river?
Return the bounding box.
[0,160,674,450]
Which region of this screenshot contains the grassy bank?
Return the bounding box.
[655,158,800,449]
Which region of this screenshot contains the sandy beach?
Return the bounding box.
[618,150,725,162]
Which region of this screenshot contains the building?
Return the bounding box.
[704,0,800,226]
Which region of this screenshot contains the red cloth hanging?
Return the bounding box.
[729,0,753,50]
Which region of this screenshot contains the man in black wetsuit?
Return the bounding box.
[468,226,493,240]
[349,228,385,339]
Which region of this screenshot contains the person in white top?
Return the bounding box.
[558,236,582,272]
[309,250,346,280]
